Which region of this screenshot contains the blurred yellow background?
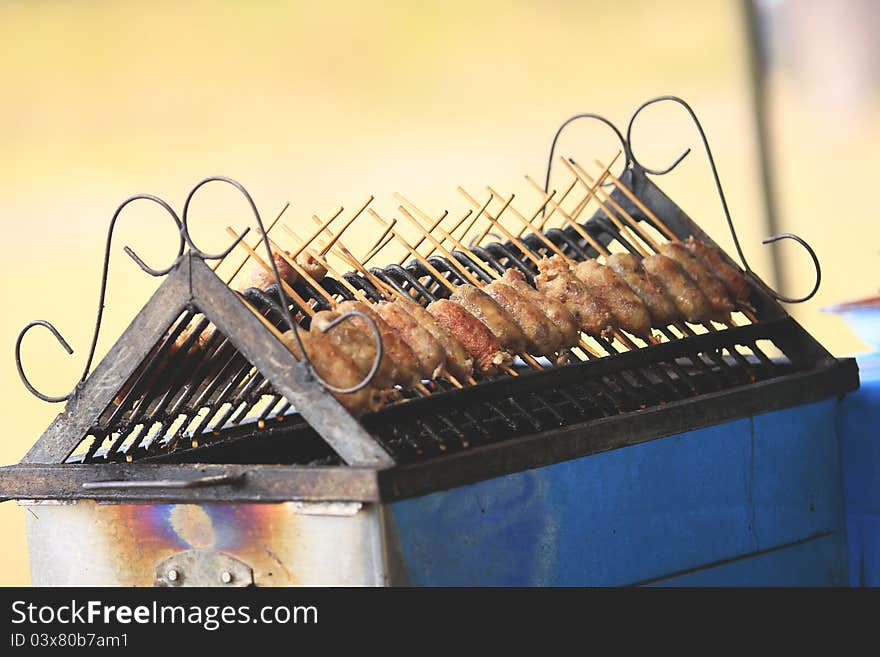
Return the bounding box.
[1,0,877,585]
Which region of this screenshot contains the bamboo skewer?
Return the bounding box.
[224,227,316,319]
[285,214,462,391]
[470,194,516,248]
[551,151,623,225]
[535,151,622,233]
[362,216,398,264]
[588,159,756,326]
[524,175,613,258]
[391,205,549,374]
[396,210,448,266]
[219,202,290,283]
[568,160,757,372]
[526,179,576,236]
[397,207,486,288]
[281,224,373,302]
[405,202,502,282]
[563,159,654,255]
[394,192,510,263]
[284,226,369,301]
[308,197,374,258]
[459,188,647,352]
[593,162,677,241]
[289,206,345,258]
[314,218,401,300]
[407,193,605,358]
[363,232,395,266]
[234,225,436,396]
[327,235,465,390]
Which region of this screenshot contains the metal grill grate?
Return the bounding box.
[65,183,798,466]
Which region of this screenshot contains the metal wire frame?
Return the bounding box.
[544,96,821,304]
[15,177,383,405]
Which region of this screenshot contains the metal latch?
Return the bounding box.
[155,549,254,587]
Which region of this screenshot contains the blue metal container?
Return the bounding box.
[839,354,880,586]
[389,398,848,586]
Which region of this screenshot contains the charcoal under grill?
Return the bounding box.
[0,100,860,586]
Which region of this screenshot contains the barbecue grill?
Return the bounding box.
[0,98,859,586]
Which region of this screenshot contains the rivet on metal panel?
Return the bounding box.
[154,549,254,587]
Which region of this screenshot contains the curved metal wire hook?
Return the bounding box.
[185,176,382,395]
[15,194,185,402]
[544,113,631,198]
[181,178,251,261]
[626,95,821,303]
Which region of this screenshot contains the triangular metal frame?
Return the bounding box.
[22,254,394,467]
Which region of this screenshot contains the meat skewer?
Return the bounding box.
[251,217,434,393]
[658,241,734,320]
[682,236,751,303]
[231,290,384,417]
[449,284,529,355]
[483,279,564,358]
[535,255,617,339]
[571,259,653,339]
[572,157,768,374]
[225,226,413,406]
[474,186,618,352]
[373,301,446,380]
[427,299,511,374]
[392,296,474,381]
[584,158,756,320]
[516,171,744,392]
[279,327,384,417]
[296,213,474,385]
[395,205,545,370]
[562,157,740,326]
[500,268,580,349]
[401,193,601,359]
[641,253,714,324]
[389,230,514,375]
[457,188,688,403]
[521,177,656,339]
[606,252,678,328]
[314,302,420,388]
[326,230,477,384]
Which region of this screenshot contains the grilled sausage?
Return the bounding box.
[449,284,528,354]
[394,297,474,381]
[683,236,751,303]
[642,254,713,324]
[572,259,653,339]
[375,300,446,379]
[658,241,734,320]
[606,252,679,328]
[427,299,511,374]
[535,255,616,338]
